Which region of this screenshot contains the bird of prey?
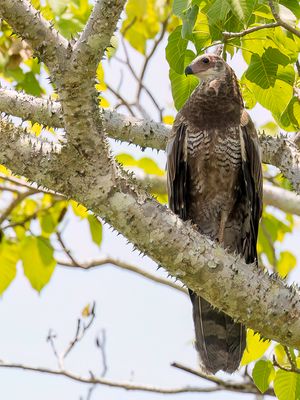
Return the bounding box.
[167,54,262,374]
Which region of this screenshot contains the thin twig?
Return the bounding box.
[56,231,82,268]
[62,302,96,361]
[223,22,280,39]
[171,362,275,396]
[0,188,38,225]
[96,329,108,377]
[0,361,272,395]
[106,83,136,116]
[58,257,187,294]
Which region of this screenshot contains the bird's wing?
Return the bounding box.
[240,109,263,263]
[166,115,189,220]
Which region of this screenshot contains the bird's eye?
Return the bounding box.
[202,57,209,64]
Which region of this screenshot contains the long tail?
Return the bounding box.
[189,290,245,374]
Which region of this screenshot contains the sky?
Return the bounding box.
[0,17,299,400]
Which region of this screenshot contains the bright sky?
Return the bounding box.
[0,27,299,400]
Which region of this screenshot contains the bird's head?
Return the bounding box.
[185,54,228,81]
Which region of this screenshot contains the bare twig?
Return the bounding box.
[62,303,96,362]
[106,84,136,117]
[0,361,269,394]
[56,231,82,268]
[223,22,280,39]
[171,362,275,396]
[136,15,170,101]
[58,257,187,294]
[96,329,108,377]
[46,330,60,363]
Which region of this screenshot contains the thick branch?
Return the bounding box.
[260,134,300,194]
[0,88,62,127]
[264,182,300,215]
[0,0,67,69]
[137,174,300,216]
[0,119,62,187]
[72,0,126,76]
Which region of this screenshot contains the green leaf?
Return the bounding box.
[88,215,103,246]
[182,5,199,39]
[274,370,300,400]
[243,76,293,123]
[252,360,275,393]
[241,329,270,365]
[173,0,190,16]
[192,12,211,53]
[0,241,19,295]
[169,50,198,110]
[246,53,278,89]
[277,251,297,278]
[207,0,231,25]
[166,26,189,74]
[17,71,44,96]
[245,47,290,89]
[21,236,56,292]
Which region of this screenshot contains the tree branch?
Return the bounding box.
[171,362,275,396]
[72,0,126,76]
[58,257,187,294]
[137,174,300,216]
[0,0,68,69]
[269,0,300,39]
[0,361,263,395]
[260,133,300,194]
[223,22,280,39]
[1,86,300,195]
[264,182,300,215]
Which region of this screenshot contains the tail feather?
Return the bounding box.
[189,290,245,374]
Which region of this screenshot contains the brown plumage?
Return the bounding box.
[167,54,262,374]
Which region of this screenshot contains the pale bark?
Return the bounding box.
[1,0,300,353]
[1,88,300,195]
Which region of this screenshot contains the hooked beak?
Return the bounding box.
[185,65,193,76]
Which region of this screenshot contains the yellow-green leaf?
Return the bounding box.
[137,157,165,176]
[87,215,103,246]
[21,236,56,292]
[274,370,300,400]
[277,251,297,278]
[241,329,271,365]
[252,360,275,393]
[70,200,88,218]
[0,241,19,295]
[115,153,137,167]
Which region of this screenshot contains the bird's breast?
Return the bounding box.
[187,125,242,235]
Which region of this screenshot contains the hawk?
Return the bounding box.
[167,54,262,374]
